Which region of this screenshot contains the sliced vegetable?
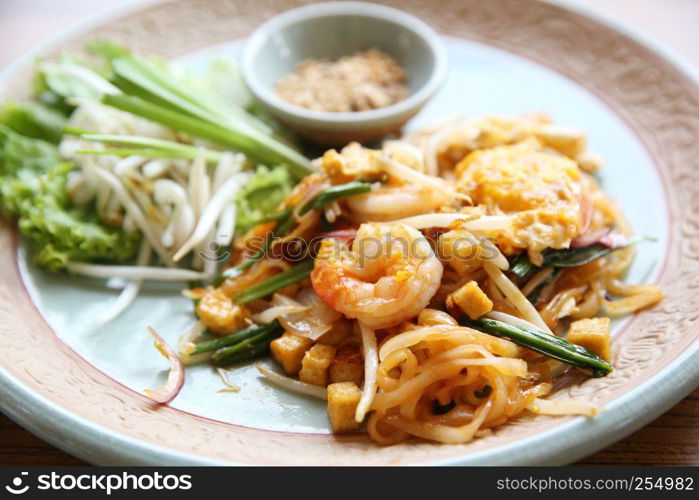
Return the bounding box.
[510,253,536,278]
[232,260,314,305]
[102,93,312,178]
[192,321,280,354]
[545,243,623,268]
[510,238,644,278]
[109,53,271,135]
[211,322,283,366]
[278,288,342,340]
[459,317,613,377]
[36,60,118,105]
[143,326,185,403]
[297,181,372,215]
[73,132,222,162]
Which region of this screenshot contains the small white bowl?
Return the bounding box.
[241,1,448,146]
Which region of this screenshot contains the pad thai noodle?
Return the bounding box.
[182,114,663,445]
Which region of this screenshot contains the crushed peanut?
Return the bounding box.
[275,49,408,112]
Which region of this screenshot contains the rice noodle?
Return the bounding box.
[521,267,554,297]
[368,319,549,444]
[383,400,492,444]
[257,365,328,400]
[571,281,604,319]
[602,289,663,317]
[379,326,521,362]
[540,286,587,327]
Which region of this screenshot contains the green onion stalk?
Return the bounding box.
[510,237,648,278]
[460,317,613,377]
[102,94,312,179]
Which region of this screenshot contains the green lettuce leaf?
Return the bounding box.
[0,123,140,271]
[0,101,67,144]
[235,165,293,235]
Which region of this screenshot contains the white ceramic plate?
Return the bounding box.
[1,0,698,465]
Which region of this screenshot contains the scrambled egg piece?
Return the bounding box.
[433,115,590,172]
[456,140,583,265]
[320,142,383,184]
[435,116,542,171]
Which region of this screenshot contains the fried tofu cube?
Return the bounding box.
[270,332,313,375]
[327,382,362,432]
[447,280,493,320]
[329,346,364,386]
[299,344,337,386]
[196,289,250,335]
[534,124,586,158]
[567,317,612,361]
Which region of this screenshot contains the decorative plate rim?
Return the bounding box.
[0,0,698,465]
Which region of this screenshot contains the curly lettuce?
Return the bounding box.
[0,101,67,144]
[0,120,140,271]
[235,165,293,235]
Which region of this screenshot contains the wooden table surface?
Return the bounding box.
[1,0,698,466]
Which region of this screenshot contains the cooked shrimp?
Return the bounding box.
[311,223,443,329]
[345,183,450,223]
